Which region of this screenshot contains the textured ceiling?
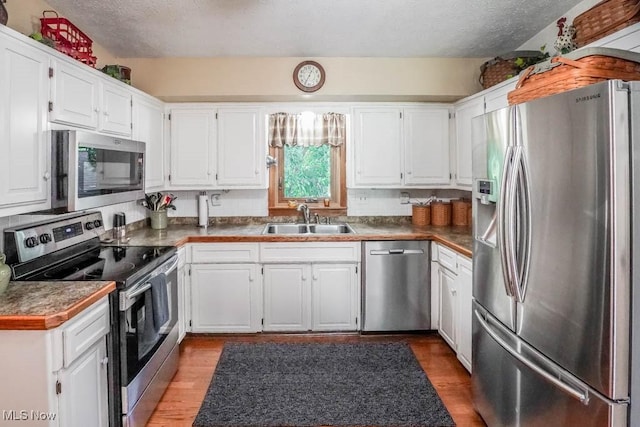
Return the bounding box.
[45,0,584,58]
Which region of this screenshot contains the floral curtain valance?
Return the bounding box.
[269,112,345,147]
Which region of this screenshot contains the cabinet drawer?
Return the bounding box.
[62,297,109,367]
[260,242,360,263]
[437,244,458,272]
[191,243,259,263]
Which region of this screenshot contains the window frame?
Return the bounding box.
[266,107,350,216]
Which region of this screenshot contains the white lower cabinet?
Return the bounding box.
[438,265,458,349]
[188,243,262,333]
[177,247,188,342]
[434,243,473,372]
[191,263,261,333]
[263,264,310,331]
[262,262,359,332]
[261,242,361,332]
[456,256,473,371]
[311,264,358,331]
[0,297,110,427]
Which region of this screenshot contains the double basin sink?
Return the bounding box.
[262,223,355,235]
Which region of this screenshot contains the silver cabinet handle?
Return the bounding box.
[474,309,590,404]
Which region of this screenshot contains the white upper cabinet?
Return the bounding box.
[168,108,217,188]
[50,58,99,129]
[133,94,165,190]
[216,107,266,188]
[352,107,403,187]
[454,97,484,187]
[0,34,50,213]
[352,105,451,188]
[98,80,132,136]
[403,107,451,185]
[50,59,133,136]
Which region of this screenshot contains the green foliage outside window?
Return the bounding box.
[284,145,331,198]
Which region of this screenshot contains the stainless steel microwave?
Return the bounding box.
[50,130,145,213]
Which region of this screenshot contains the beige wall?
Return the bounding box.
[5,2,485,102]
[122,56,486,102]
[5,0,116,67]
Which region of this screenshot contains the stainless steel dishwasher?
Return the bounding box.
[362,241,430,332]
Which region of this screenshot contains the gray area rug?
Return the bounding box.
[193,342,456,427]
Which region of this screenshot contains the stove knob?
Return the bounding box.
[85,221,95,230]
[24,236,39,248]
[93,219,102,228]
[39,233,52,244]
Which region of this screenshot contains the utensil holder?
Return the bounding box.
[150,210,168,230]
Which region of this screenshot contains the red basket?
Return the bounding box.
[40,11,96,67]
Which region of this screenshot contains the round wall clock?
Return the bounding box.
[293,61,325,92]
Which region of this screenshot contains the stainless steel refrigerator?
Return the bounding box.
[471,80,640,426]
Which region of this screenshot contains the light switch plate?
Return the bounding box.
[400,192,410,204]
[211,193,221,206]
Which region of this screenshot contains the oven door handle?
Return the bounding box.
[120,282,152,311]
[149,255,179,280]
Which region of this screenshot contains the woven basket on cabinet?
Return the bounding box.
[508,48,640,105]
[573,0,640,47]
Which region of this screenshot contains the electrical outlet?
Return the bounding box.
[211,193,221,206]
[400,192,410,204]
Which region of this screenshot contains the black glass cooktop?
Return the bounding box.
[23,245,176,286]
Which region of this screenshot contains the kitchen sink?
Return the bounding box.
[262,223,355,235]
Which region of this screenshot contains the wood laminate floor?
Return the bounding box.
[146,333,486,426]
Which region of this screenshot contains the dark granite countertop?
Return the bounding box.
[0,281,115,330]
[120,223,473,257]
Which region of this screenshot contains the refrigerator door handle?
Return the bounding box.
[507,146,523,293]
[474,309,591,405]
[498,146,516,297]
[514,149,532,303]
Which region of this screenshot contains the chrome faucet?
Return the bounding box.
[297,203,310,224]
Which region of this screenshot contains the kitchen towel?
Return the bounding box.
[150,273,169,331]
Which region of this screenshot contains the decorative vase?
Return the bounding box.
[0,1,8,26]
[150,210,168,230]
[0,253,11,295]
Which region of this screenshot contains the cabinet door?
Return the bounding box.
[57,339,109,427]
[352,107,402,186]
[217,107,265,188]
[169,109,216,187]
[99,80,132,136]
[50,59,99,129]
[438,266,457,350]
[263,264,311,331]
[0,38,50,210]
[454,98,484,186]
[311,264,359,331]
[403,107,450,185]
[191,263,260,332]
[456,256,473,372]
[133,95,165,190]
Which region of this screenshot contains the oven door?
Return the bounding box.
[118,255,179,426]
[51,130,145,212]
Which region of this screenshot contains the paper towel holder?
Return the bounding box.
[198,191,209,228]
